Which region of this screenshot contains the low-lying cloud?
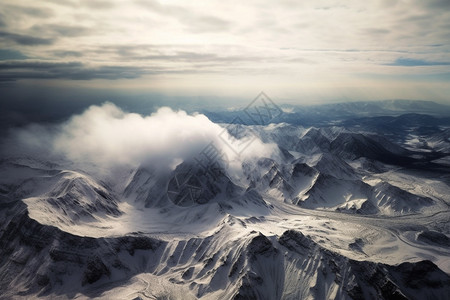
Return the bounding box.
[7,103,277,178]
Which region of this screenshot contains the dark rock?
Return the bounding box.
[82,256,110,285]
[279,230,313,253]
[417,231,450,248]
[247,234,276,260]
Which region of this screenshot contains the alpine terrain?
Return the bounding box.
[1,100,450,299]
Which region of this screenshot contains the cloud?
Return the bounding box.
[53,50,84,57]
[121,50,263,64]
[0,13,6,27]
[31,24,90,37]
[41,0,78,7]
[422,0,450,10]
[363,28,390,36]
[0,56,261,81]
[0,0,449,99]
[2,4,54,19]
[134,0,230,33]
[0,49,28,60]
[8,103,278,178]
[387,58,450,67]
[82,0,116,10]
[0,60,145,80]
[38,0,113,9]
[0,60,82,69]
[0,31,55,46]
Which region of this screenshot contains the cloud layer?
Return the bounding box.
[9,103,277,177]
[0,0,449,100]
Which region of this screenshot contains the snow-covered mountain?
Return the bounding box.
[1,115,450,299]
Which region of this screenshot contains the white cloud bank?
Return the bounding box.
[10,103,277,177]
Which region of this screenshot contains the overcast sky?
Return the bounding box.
[1,0,450,103]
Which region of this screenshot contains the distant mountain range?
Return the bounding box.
[204,99,450,126]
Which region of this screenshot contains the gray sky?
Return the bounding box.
[1,0,450,102]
